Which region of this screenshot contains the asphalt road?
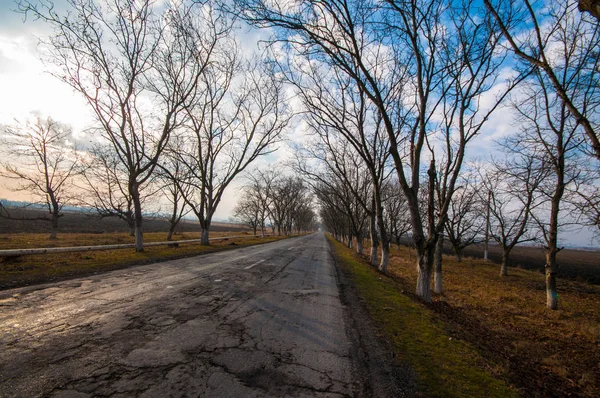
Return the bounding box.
[0,233,413,397]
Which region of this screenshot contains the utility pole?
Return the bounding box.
[484,189,491,261]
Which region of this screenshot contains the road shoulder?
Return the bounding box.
[330,241,419,397]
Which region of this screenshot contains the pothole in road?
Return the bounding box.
[237,367,300,393]
[212,348,275,375]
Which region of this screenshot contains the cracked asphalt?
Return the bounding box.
[0,233,413,397]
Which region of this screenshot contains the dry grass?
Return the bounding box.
[329,236,519,398]
[0,232,286,290]
[388,245,600,397]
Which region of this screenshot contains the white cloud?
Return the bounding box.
[0,33,93,135]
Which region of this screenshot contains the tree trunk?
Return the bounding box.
[455,248,463,263]
[128,222,135,237]
[376,212,389,273]
[434,234,443,294]
[369,211,379,267]
[347,236,353,248]
[131,182,144,252]
[374,184,390,273]
[500,249,509,276]
[416,245,434,303]
[370,241,378,267]
[545,171,564,310]
[546,249,559,310]
[49,212,59,240]
[484,190,491,261]
[201,228,210,246]
[416,159,437,302]
[379,242,389,273]
[167,197,178,242]
[356,235,363,255]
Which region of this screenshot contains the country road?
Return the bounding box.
[0,233,413,397]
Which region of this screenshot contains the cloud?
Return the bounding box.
[0,32,93,137]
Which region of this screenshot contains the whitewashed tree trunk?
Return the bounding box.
[434,234,443,294]
[50,213,59,240]
[370,241,378,267]
[379,244,389,273]
[500,250,509,276]
[415,244,435,303]
[356,235,363,255]
[201,229,209,246]
[416,255,432,303]
[131,183,144,252]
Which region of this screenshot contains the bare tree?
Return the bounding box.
[235,169,277,236]
[383,179,412,248]
[318,188,351,244]
[291,201,317,233]
[484,0,600,161]
[0,115,78,239]
[237,168,316,237]
[269,176,307,236]
[314,179,358,246]
[78,144,156,236]
[157,137,193,241]
[233,189,261,235]
[444,176,486,263]
[573,181,600,241]
[172,56,290,245]
[291,60,393,271]
[20,0,216,251]
[238,0,515,301]
[510,70,585,310]
[479,154,547,276]
[293,137,374,258]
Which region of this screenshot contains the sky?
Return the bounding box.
[0,0,293,223]
[0,0,597,247]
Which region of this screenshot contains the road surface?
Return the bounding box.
[0,233,413,397]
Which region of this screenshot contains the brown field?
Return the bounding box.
[399,238,600,284]
[386,245,600,397]
[461,244,600,284]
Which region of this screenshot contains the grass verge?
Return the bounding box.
[328,235,519,398]
[0,232,288,290]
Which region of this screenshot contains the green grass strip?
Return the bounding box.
[328,236,519,398]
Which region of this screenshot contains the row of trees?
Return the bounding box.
[1,0,599,313]
[235,0,600,310]
[0,0,290,248]
[233,170,318,236]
